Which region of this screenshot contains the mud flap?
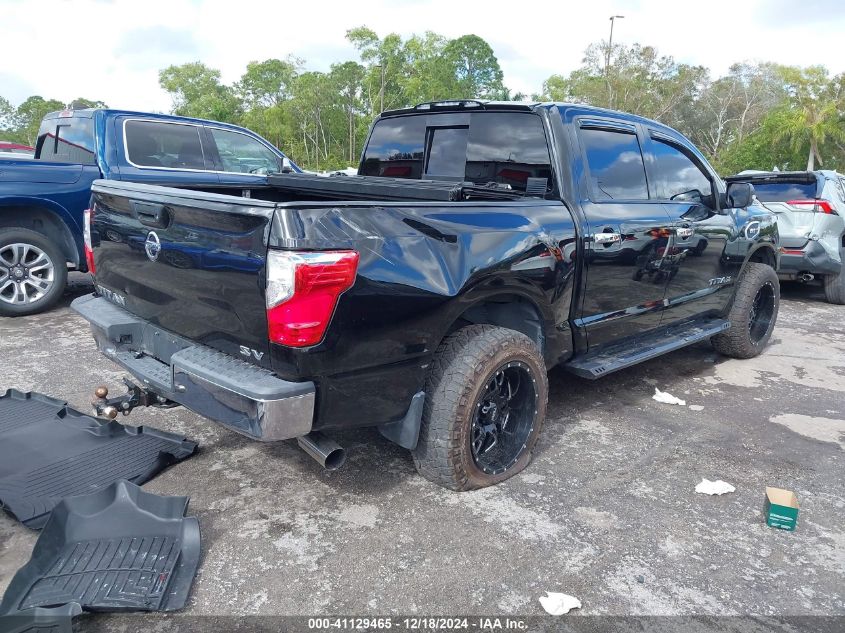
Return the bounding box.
[0,480,200,615]
[378,391,425,450]
[0,389,196,529]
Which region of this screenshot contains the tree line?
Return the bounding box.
[2,27,844,174]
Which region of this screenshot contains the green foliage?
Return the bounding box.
[770,65,845,170]
[155,27,510,170]
[441,35,507,99]
[159,62,241,122]
[1,95,108,145]
[69,98,108,110]
[4,32,844,174]
[1,96,16,127]
[715,109,808,174]
[11,96,65,146]
[236,57,301,108]
[538,42,845,175]
[539,43,708,126]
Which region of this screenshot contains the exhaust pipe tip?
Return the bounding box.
[323,446,346,470]
[799,273,815,282]
[297,432,346,471]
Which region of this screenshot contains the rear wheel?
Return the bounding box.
[412,325,548,491]
[823,269,845,305]
[712,263,779,359]
[0,228,67,317]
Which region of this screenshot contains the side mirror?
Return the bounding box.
[280,157,293,174]
[726,182,754,209]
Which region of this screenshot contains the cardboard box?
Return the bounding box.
[764,487,799,531]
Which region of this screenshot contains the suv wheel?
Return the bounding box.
[0,228,67,317]
[412,324,548,491]
[823,268,845,305]
[712,263,779,359]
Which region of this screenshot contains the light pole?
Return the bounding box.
[605,15,625,76]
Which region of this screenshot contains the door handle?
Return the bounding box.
[593,232,622,244]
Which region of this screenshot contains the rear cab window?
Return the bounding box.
[361,116,426,179]
[124,120,207,170]
[35,116,96,165]
[360,112,553,193]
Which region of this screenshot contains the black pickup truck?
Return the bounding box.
[72,100,779,490]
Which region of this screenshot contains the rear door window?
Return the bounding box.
[35,118,96,165]
[124,120,207,170]
[208,127,280,174]
[578,126,649,200]
[748,181,818,202]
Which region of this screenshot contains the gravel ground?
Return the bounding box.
[0,273,843,627]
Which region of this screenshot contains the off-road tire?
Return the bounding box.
[712,263,779,359]
[412,325,548,491]
[823,268,845,305]
[0,228,67,317]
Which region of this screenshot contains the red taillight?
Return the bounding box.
[786,199,837,214]
[266,250,359,347]
[83,208,95,275]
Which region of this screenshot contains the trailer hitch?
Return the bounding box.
[92,378,178,420]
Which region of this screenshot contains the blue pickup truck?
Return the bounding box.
[0,108,299,316]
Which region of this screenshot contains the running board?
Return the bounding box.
[564,318,730,379]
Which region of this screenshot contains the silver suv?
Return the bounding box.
[727,170,845,304]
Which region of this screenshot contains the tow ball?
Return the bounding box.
[92,378,178,420]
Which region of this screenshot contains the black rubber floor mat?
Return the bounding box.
[0,389,197,529]
[0,480,200,615]
[0,603,81,633]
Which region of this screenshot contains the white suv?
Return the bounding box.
[727,170,845,304]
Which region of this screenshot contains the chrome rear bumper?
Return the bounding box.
[71,294,314,441]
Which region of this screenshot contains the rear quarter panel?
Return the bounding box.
[268,199,579,431]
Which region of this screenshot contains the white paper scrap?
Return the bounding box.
[695,478,736,495]
[539,592,581,615]
[653,388,686,406]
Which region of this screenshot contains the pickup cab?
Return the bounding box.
[72,100,779,490]
[0,108,298,316]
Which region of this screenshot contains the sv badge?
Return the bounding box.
[239,345,265,361]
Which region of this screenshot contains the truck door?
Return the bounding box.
[644,131,738,322]
[575,119,673,348]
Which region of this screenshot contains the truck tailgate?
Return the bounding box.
[89,180,274,366]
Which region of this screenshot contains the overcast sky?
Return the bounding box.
[2,0,844,112]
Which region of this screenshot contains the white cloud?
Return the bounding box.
[1,0,844,113]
